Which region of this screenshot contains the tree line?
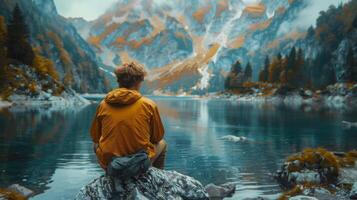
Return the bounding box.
[0,4,59,97]
[0,4,34,66]
[224,60,252,89]
[226,1,357,91]
[225,45,356,90]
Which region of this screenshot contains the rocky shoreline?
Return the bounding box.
[215,83,357,109]
[2,149,356,200]
[0,91,90,111]
[0,64,91,110]
[275,148,357,200]
[74,148,357,200]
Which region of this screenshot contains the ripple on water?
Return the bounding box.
[1,97,357,200]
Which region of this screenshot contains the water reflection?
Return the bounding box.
[0,105,102,199]
[0,98,356,199]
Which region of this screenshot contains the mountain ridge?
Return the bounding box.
[73,0,312,94]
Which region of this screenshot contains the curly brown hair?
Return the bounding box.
[114,62,146,88]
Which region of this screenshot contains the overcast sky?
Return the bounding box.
[54,0,117,21]
[54,0,349,22]
[53,0,253,20]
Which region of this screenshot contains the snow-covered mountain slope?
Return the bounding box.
[72,0,313,94]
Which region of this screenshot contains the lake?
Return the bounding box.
[1,96,357,199]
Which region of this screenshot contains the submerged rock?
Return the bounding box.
[7,184,34,198]
[289,195,318,200]
[221,135,249,142]
[342,121,357,129]
[0,184,34,200]
[75,168,209,200]
[204,182,236,200]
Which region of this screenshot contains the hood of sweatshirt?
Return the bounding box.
[104,88,142,105]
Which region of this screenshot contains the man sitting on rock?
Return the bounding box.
[90,62,167,171]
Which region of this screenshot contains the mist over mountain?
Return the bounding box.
[71,0,352,94]
[0,0,355,95]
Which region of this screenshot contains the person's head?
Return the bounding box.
[114,62,146,90]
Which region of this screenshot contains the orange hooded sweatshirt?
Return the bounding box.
[90,88,165,169]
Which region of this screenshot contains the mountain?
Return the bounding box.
[304,1,357,84]
[0,0,111,93]
[72,0,314,94]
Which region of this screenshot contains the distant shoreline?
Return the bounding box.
[2,82,357,110]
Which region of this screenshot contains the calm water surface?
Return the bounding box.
[0,96,357,199]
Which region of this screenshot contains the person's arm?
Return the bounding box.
[150,105,165,144]
[90,106,102,152]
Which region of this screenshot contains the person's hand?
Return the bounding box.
[93,143,99,153]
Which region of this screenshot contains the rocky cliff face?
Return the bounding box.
[73,0,313,94]
[0,0,111,93]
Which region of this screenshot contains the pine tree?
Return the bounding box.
[0,16,7,88]
[264,55,269,81]
[225,60,244,89]
[325,65,336,86]
[292,48,304,87]
[307,26,315,38]
[231,60,243,74]
[0,16,6,65]
[6,4,34,65]
[269,53,283,83]
[353,16,357,29]
[285,47,296,84]
[296,48,304,66]
[312,50,327,88]
[224,75,231,90]
[244,61,252,82]
[287,47,296,70]
[259,55,270,82]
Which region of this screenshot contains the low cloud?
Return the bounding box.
[54,0,117,21]
[278,0,349,35]
[241,0,261,5]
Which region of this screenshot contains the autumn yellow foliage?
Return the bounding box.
[28,82,37,94]
[278,183,332,200]
[278,148,357,199]
[0,16,6,42]
[0,188,26,200]
[32,54,59,81]
[339,150,357,167]
[286,148,340,173]
[277,185,303,200]
[268,57,284,83]
[287,148,357,172]
[47,31,74,86]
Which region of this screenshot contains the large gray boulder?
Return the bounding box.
[75,168,209,200]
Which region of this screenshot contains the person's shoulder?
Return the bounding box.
[98,99,106,107]
[96,100,108,111]
[140,96,158,108]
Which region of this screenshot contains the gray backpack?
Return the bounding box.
[107,150,150,180]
